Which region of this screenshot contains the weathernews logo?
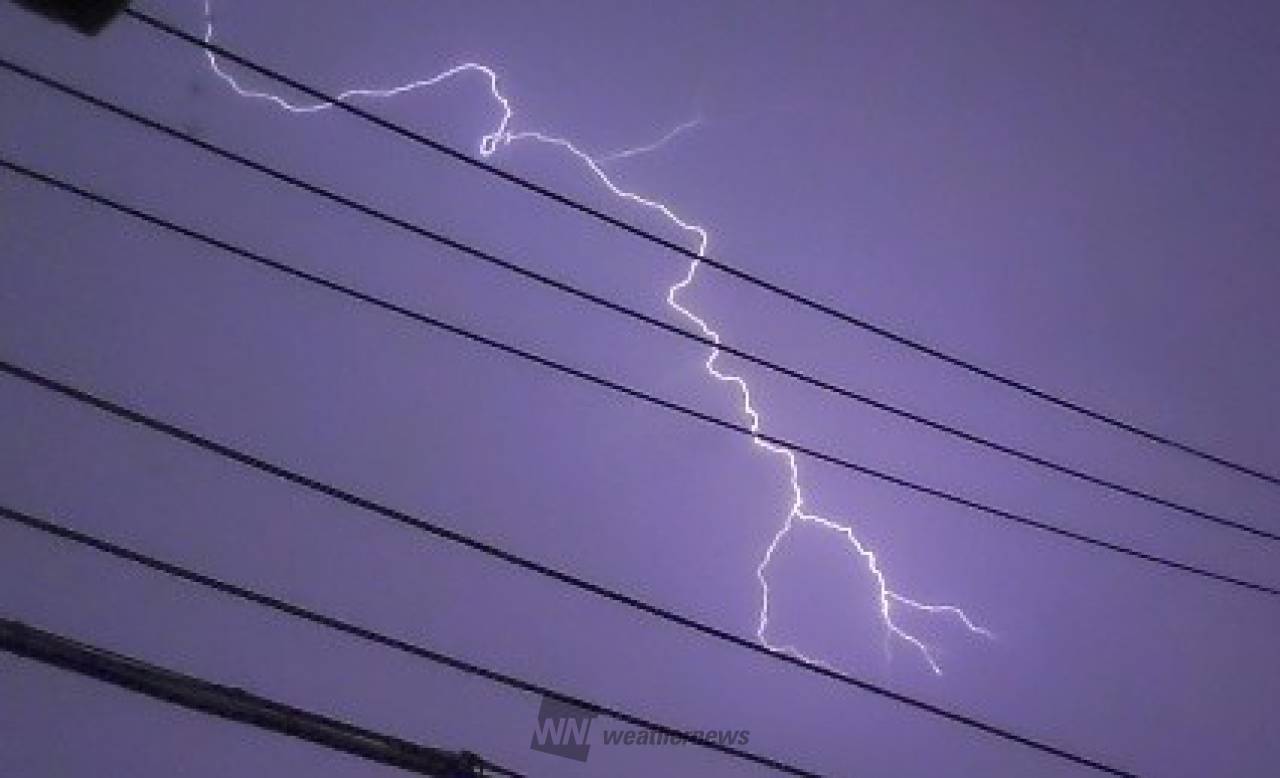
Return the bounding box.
[528,696,750,763]
[529,697,597,762]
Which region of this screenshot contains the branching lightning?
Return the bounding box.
[201,0,992,675]
[593,117,704,165]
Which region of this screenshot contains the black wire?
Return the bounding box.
[0,78,1155,772]
[0,60,1270,550]
[0,361,1142,776]
[122,5,1280,490]
[0,504,814,777]
[0,618,519,778]
[1,155,1275,601]
[0,480,1139,778]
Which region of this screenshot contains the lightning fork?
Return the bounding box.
[201,0,992,675]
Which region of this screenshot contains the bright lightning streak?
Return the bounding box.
[202,0,992,675]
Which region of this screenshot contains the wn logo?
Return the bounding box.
[529,696,597,762]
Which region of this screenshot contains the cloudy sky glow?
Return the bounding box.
[2,1,1279,775]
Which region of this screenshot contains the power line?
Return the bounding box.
[122,5,1280,490]
[0,13,1244,778]
[0,506,818,777]
[0,367,1142,778]
[0,495,1136,778]
[0,58,1269,550]
[0,83,1156,768]
[1,159,1274,601]
[0,30,1259,778]
[0,618,513,778]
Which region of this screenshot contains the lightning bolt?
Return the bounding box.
[201,0,992,675]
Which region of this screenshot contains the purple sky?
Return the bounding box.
[2,1,1279,775]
